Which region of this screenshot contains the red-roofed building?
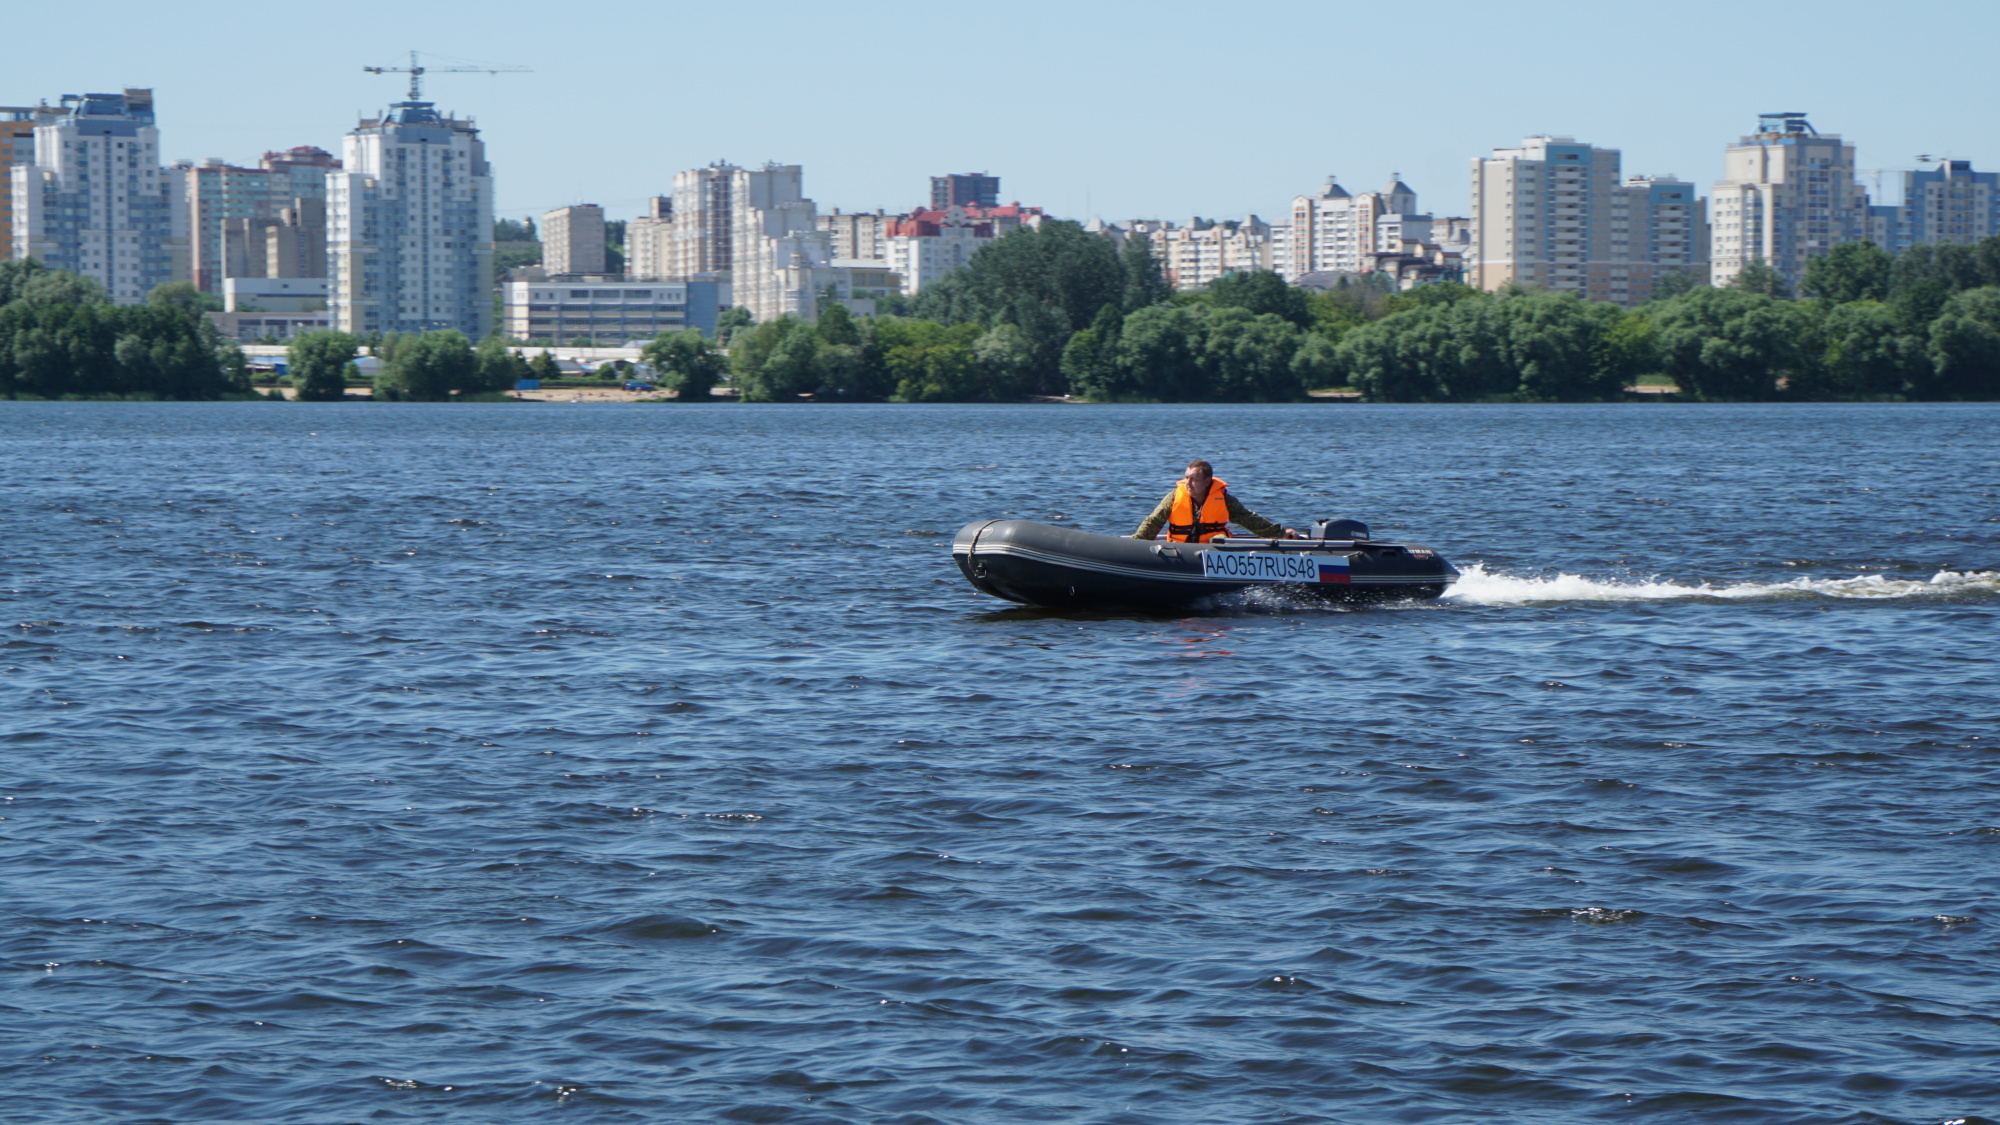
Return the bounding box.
[881,202,1044,292]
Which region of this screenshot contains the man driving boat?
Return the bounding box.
[1132,460,1301,542]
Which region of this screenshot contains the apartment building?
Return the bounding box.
[1284,176,1419,279]
[0,105,52,260]
[542,203,606,275]
[1708,113,1867,289]
[1895,160,1999,249]
[1150,217,1274,289]
[931,172,999,210]
[819,209,889,260]
[626,196,673,280]
[875,203,1041,293]
[1471,136,1706,305]
[667,162,737,278]
[882,206,984,294]
[327,94,493,338]
[11,89,185,303]
[179,145,339,292]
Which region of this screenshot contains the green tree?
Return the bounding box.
[1303,287,1369,344]
[915,220,1125,333]
[730,317,825,401]
[1804,301,1922,399]
[147,281,223,313]
[1923,286,2000,399]
[1800,241,1892,304]
[474,335,532,393]
[816,302,861,346]
[641,329,727,400]
[1384,280,1485,315]
[0,276,246,400]
[1060,304,1124,400]
[1649,287,1814,399]
[526,351,561,383]
[871,317,985,402]
[1198,306,1308,401]
[713,306,754,347]
[287,330,360,401]
[1727,260,1793,299]
[1503,293,1628,401]
[1120,233,1171,312]
[0,258,52,305]
[1337,306,1453,402]
[1647,267,1706,303]
[1204,270,1312,327]
[375,329,478,401]
[1111,304,1206,401]
[9,266,109,308]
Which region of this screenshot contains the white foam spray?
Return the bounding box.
[1442,564,2000,607]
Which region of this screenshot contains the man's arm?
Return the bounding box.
[1131,490,1176,539]
[1225,493,1290,538]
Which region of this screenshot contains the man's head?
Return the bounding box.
[1184,459,1214,487]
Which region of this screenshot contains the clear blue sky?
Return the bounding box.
[15,0,1994,226]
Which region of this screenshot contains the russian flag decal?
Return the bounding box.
[1317,559,1351,584]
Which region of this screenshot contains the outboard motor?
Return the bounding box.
[1312,518,1370,541]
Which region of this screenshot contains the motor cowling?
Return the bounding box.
[1312,518,1370,541]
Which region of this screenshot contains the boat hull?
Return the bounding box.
[952,519,1457,611]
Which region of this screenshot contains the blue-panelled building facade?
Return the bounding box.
[328,99,493,339]
[1892,161,2000,251]
[9,89,184,303]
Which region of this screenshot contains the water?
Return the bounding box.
[3,401,1997,1124]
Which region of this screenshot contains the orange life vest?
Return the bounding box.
[1168,478,1231,542]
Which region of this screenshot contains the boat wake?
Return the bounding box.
[1444,563,2000,606]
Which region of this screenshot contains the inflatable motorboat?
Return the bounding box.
[953,518,1459,611]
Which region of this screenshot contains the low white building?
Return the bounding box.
[502,277,723,345]
[223,276,327,312]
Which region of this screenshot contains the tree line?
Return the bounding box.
[726,222,1354,402]
[12,224,2000,405]
[0,262,253,400]
[1337,242,2000,401]
[722,222,2000,403]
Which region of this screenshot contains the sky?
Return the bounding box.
[13,0,1997,226]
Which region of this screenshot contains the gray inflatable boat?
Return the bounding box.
[952,518,1458,611]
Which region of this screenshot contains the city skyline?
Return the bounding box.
[9,0,1993,225]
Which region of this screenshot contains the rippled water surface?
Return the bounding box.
[4,401,1998,1124]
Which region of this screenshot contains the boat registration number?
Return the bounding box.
[1201,551,1350,584]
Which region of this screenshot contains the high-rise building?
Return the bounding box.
[1285,175,1423,279]
[0,105,54,261]
[11,90,184,303]
[1708,113,1867,289]
[224,197,329,282]
[1148,217,1275,290]
[667,162,738,279]
[931,172,999,210]
[178,146,339,292]
[327,95,493,338]
[732,163,830,322]
[626,196,674,280]
[541,204,606,276]
[1895,160,2000,250]
[880,203,1044,293]
[640,161,915,318]
[818,209,889,260]
[1471,136,1707,305]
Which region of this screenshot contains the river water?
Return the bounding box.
[3,401,1996,1124]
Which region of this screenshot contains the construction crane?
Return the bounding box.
[364,50,529,102]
